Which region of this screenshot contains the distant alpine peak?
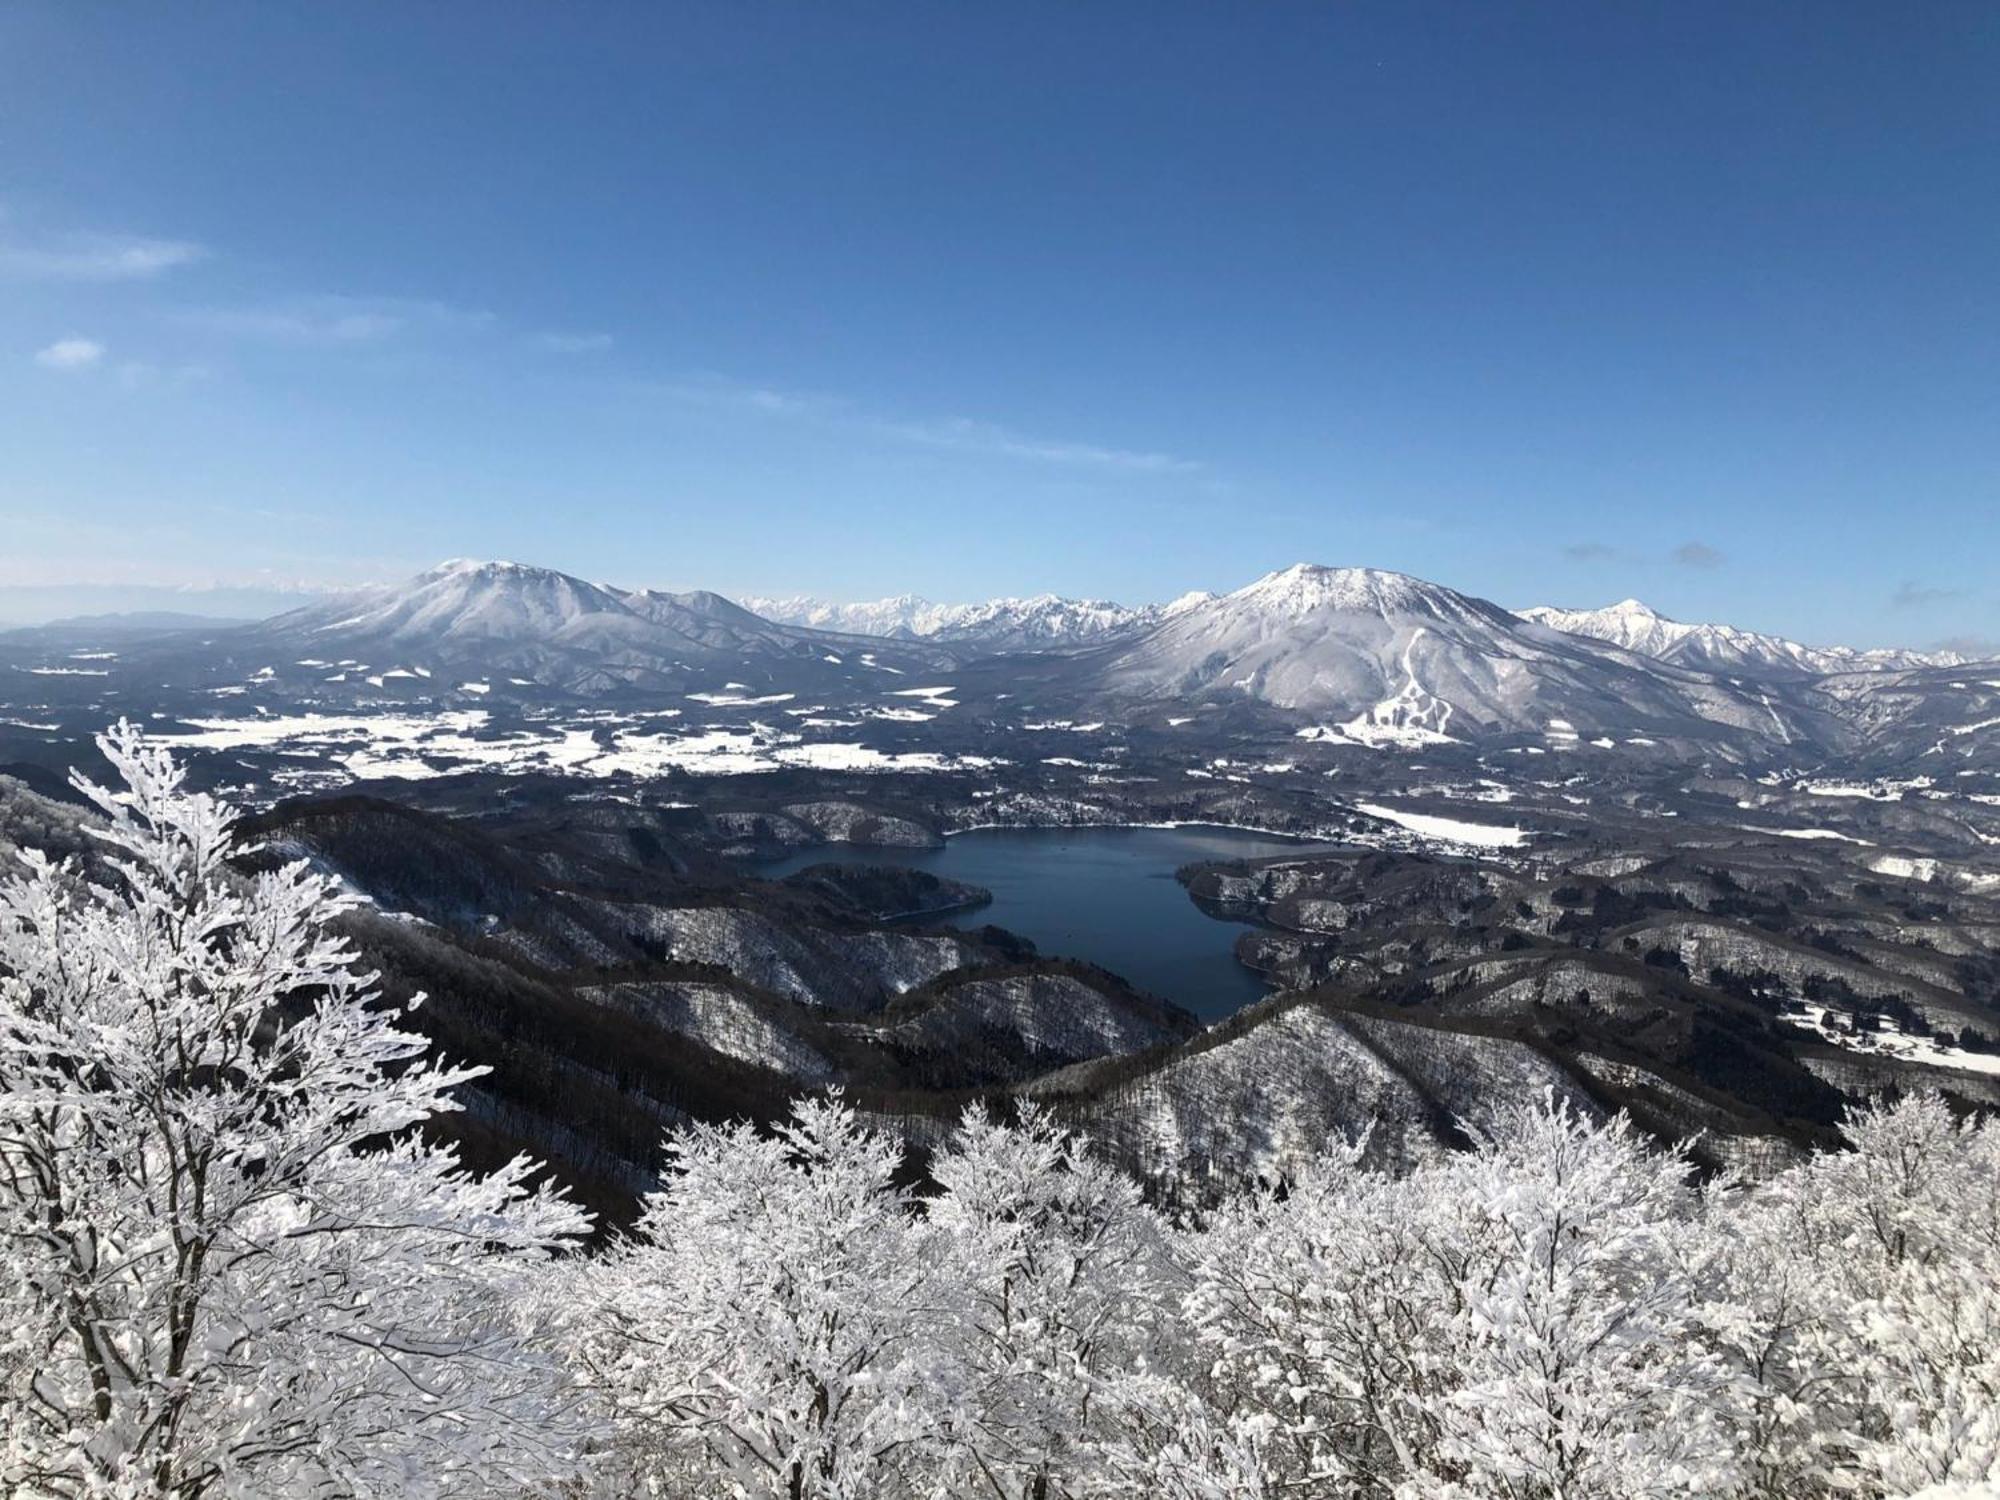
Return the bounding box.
[1519,599,1696,654]
[1601,597,1663,620]
[1525,597,1669,627]
[1161,589,1219,617]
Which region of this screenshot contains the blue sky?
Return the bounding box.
[2,3,1995,646]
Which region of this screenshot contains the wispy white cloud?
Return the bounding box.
[658,374,1201,476]
[0,232,206,281]
[34,337,105,371]
[538,331,614,354]
[174,295,495,346]
[870,414,1199,474]
[658,375,822,417]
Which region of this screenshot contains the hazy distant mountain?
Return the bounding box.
[1078,564,1818,749]
[739,590,1215,651]
[1519,599,1966,677]
[0,610,250,642]
[0,583,317,628]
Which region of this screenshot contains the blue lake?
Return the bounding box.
[757,823,1345,1020]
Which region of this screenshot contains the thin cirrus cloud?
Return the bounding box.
[34,337,105,371]
[658,374,1201,476]
[0,232,206,281]
[173,295,496,346]
[873,414,1199,474]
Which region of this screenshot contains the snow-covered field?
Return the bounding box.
[151,710,1005,787]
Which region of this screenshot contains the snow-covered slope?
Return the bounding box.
[739,590,1215,651]
[1079,564,1809,748]
[1028,999,1602,1181]
[1519,599,1962,677]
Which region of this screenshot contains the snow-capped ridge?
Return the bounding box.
[740,591,1164,650]
[1520,598,1965,676]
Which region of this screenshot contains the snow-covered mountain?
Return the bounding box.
[1518,599,1963,677]
[248,560,957,693]
[1078,564,1818,749]
[56,557,1991,763]
[739,590,1214,651]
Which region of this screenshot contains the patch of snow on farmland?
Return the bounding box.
[887,685,959,708]
[1786,1001,2000,1078]
[688,690,796,707]
[1354,801,1528,848]
[1868,854,1939,882]
[1741,826,1874,844]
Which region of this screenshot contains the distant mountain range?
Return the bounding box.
[8,558,1992,771]
[741,581,1965,681]
[1518,598,1964,678]
[0,583,319,628]
[737,590,1214,651]
[0,610,255,642]
[237,562,1937,752]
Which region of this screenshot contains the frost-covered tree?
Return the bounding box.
[562,1082,2000,1500]
[1185,1094,1746,1500]
[1183,1132,1454,1495]
[923,1104,1174,1499]
[564,1097,937,1498]
[0,724,589,1499]
[1415,1093,1743,1500]
[1724,1091,2000,1499]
